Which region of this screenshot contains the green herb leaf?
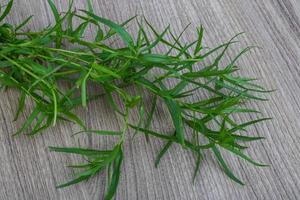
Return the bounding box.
[212,145,244,185]
[0,0,13,22]
[81,10,135,51]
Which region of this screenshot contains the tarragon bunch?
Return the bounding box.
[0,0,272,199]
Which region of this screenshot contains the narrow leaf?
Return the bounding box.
[212,145,244,185]
[104,148,123,200]
[155,141,172,167]
[0,0,13,22]
[81,10,135,50]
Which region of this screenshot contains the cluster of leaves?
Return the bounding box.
[0,0,272,199]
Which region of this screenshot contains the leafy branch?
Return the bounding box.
[0,0,272,199]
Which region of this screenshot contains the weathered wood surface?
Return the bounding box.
[1,0,300,199]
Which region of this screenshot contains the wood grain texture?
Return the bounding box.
[1,0,300,199]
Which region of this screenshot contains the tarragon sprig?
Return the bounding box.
[0,0,272,199]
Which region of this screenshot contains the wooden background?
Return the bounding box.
[1,0,300,199]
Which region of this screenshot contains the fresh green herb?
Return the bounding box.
[0,0,272,199]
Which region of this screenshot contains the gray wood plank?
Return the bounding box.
[1,0,300,199]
